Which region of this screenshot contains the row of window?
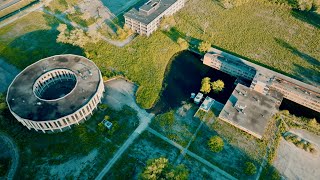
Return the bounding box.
[23,87,103,132]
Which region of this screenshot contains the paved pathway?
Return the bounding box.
[0,0,53,29]
[42,9,135,47]
[0,133,19,180]
[0,0,21,11]
[147,127,237,180]
[95,131,139,180]
[176,121,204,163]
[95,79,154,180]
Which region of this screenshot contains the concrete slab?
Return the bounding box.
[274,138,320,180]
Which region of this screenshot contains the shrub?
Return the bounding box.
[198,41,211,53]
[200,77,211,94]
[295,141,304,148]
[208,136,224,152]
[244,162,257,175]
[155,111,175,127]
[211,79,225,93]
[308,118,318,127]
[177,38,189,50]
[309,147,317,154]
[140,157,189,180]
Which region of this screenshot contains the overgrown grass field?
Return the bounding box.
[175,0,320,86]
[0,0,319,109]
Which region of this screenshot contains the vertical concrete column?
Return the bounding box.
[37,122,46,133]
[22,120,31,130]
[81,109,87,120]
[32,122,42,132]
[73,115,79,125]
[88,104,93,115]
[54,121,62,132]
[45,122,54,132]
[64,118,71,129]
[40,122,47,132]
[27,121,38,131]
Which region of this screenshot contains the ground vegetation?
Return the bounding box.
[244,161,257,175]
[140,157,189,180]
[208,135,224,152]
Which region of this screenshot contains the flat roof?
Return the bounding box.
[124,0,177,25]
[200,97,214,112]
[6,55,101,121]
[219,84,280,138]
[207,48,320,105]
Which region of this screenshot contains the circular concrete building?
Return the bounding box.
[6,55,104,133]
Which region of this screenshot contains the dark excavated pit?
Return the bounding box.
[148,51,237,114]
[280,98,320,122]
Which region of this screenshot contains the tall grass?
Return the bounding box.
[175,0,320,85]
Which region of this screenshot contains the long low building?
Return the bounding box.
[124,0,185,36]
[6,55,105,133]
[203,48,320,113]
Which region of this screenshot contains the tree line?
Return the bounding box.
[220,0,320,12]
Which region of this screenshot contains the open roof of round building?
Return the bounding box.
[6,55,102,121]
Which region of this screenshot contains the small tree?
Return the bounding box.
[198,41,211,53]
[140,157,189,180]
[308,118,318,127]
[208,136,224,152]
[141,157,168,179]
[177,38,189,50]
[200,77,211,94]
[211,79,225,93]
[244,162,257,175]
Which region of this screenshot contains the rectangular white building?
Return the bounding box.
[124,0,185,36]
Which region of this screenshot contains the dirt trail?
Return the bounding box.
[147,127,237,180]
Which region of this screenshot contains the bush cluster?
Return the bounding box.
[244,162,257,175]
[208,135,224,152]
[284,134,317,153]
[269,0,320,11]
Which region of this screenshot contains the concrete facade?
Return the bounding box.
[6,55,105,133]
[124,0,185,36]
[203,48,320,113]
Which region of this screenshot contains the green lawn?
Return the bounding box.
[0,12,84,68]
[150,106,201,147]
[175,0,320,86]
[84,32,181,109]
[188,120,261,179]
[0,102,139,179]
[106,131,181,179]
[1,0,319,109]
